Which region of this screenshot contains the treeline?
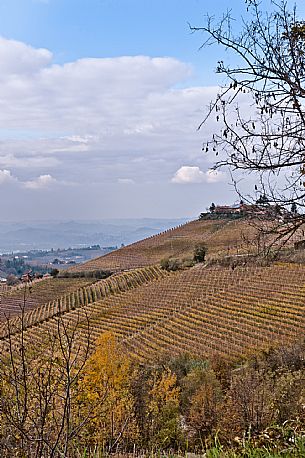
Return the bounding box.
[58,269,112,279]
[0,257,47,280]
[160,243,207,271]
[0,327,304,457]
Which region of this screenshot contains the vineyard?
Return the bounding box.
[0,217,304,365]
[0,277,95,320]
[0,266,168,344]
[1,262,304,363]
[67,218,261,273]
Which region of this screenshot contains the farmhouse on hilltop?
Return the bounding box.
[200,198,291,221]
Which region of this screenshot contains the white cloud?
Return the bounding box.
[171,166,205,184]
[171,166,225,184]
[0,40,218,187]
[0,168,65,190]
[64,135,96,144]
[205,169,225,183]
[0,37,205,140]
[0,37,52,79]
[0,154,60,169]
[0,169,16,185]
[0,37,234,219]
[118,178,135,184]
[24,174,56,189]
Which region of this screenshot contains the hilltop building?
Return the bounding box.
[200,199,289,220]
[213,205,241,215]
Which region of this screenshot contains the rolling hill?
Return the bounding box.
[0,217,304,364]
[66,218,260,273]
[0,262,304,364]
[0,277,95,320]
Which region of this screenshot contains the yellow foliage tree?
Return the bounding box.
[147,368,182,449]
[187,369,223,442]
[78,332,138,450]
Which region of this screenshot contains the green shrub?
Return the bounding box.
[181,257,196,268]
[50,268,59,278]
[59,269,112,280]
[193,243,208,263]
[160,258,181,271]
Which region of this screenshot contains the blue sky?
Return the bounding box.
[0,0,303,221]
[0,0,245,82]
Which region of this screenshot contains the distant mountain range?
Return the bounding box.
[0,218,190,253]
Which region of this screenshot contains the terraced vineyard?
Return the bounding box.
[0,265,168,343]
[1,263,304,363]
[67,218,260,273]
[0,277,95,320]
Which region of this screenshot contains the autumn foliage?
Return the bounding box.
[78,332,138,450]
[0,328,304,456]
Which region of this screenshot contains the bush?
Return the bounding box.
[160,258,181,271]
[50,268,59,278]
[59,269,112,280]
[6,274,19,286]
[181,257,196,268]
[160,258,170,270]
[193,243,207,263]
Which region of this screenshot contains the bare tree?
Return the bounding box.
[191,0,305,244]
[0,294,92,457]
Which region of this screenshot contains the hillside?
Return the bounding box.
[1,216,304,363]
[67,218,260,273]
[1,219,304,457]
[1,263,304,363]
[0,277,95,320]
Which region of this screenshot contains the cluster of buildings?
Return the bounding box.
[211,202,277,217]
[200,199,293,220]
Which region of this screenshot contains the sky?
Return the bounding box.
[0,0,302,221]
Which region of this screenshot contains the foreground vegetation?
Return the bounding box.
[0,321,304,457]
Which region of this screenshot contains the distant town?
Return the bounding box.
[0,245,116,284]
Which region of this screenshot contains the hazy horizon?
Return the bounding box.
[0,217,192,253]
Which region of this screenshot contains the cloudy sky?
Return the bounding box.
[0,0,291,221]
